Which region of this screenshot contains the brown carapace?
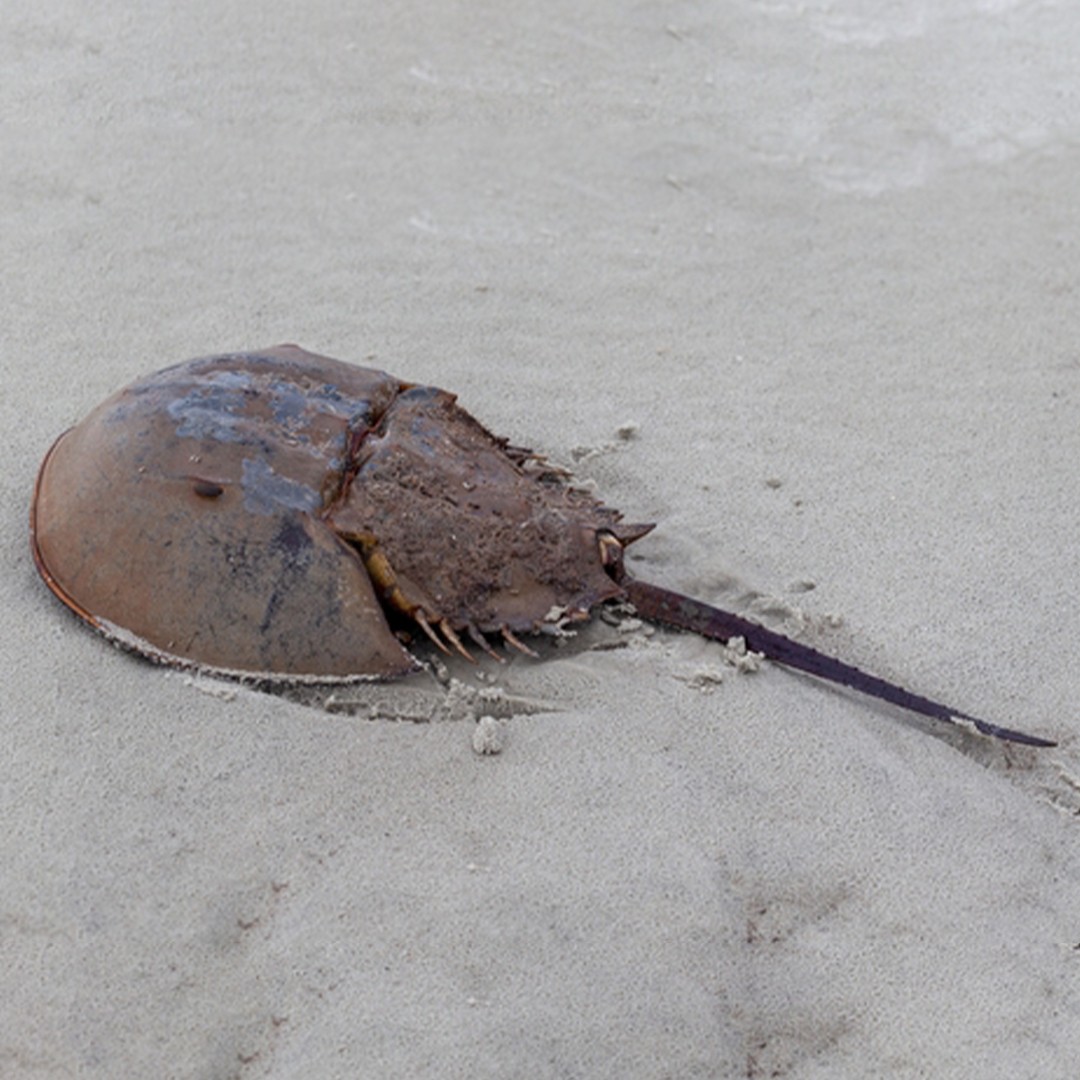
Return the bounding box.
[30,345,1054,747]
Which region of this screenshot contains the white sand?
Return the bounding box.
[4,2,1080,1076]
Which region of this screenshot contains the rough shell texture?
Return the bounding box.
[31,346,638,681]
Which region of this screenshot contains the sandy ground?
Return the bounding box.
[4,2,1080,1077]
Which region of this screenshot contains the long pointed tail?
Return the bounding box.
[623,579,1055,748]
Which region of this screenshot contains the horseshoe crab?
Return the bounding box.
[30,345,1054,747]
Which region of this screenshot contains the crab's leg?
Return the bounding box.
[414,609,452,655]
[340,529,478,661]
[501,625,540,658]
[467,624,505,662]
[623,579,1055,748]
[438,620,476,663]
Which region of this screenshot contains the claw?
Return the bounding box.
[439,620,476,663]
[467,623,505,662]
[414,609,451,655]
[501,625,539,658]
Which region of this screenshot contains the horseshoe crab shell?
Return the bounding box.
[30,345,641,681]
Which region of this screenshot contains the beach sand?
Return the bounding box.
[4,2,1080,1076]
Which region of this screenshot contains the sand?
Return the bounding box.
[4,1,1080,1077]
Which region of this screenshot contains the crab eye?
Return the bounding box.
[192,480,224,499]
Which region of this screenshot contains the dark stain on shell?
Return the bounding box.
[30,345,1055,748]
